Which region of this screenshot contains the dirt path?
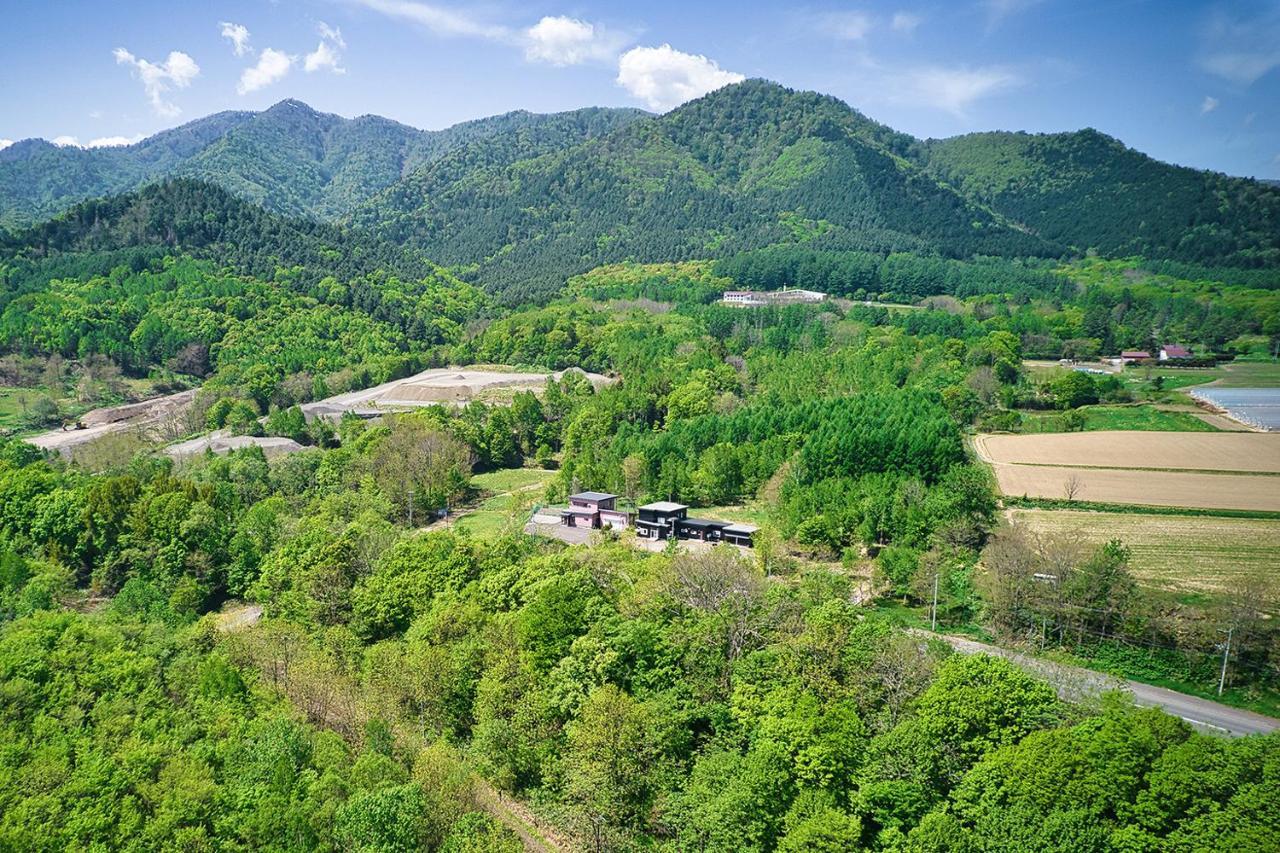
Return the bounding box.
[473,782,574,852]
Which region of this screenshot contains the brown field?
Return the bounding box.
[1007,508,1280,597]
[973,431,1280,473]
[989,464,1280,512]
[974,431,1280,511]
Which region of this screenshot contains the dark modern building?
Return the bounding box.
[635,501,756,547]
[722,523,759,547]
[635,501,688,540]
[676,517,730,542]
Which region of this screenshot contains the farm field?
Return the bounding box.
[1015,405,1219,433]
[973,432,1280,473]
[1006,508,1280,598]
[992,465,1280,511]
[975,431,1280,511]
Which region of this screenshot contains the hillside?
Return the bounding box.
[0,178,440,291]
[918,129,1280,268]
[357,80,1054,301]
[0,100,646,228]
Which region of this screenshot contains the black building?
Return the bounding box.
[676,518,730,542]
[635,501,688,540]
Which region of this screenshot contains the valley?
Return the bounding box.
[1,73,1278,853]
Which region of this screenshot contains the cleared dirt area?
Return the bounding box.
[991,464,1280,512]
[1007,508,1280,596]
[166,433,304,460]
[973,431,1280,473]
[302,366,612,421]
[27,389,196,456]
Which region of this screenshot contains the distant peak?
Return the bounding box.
[265,98,316,113]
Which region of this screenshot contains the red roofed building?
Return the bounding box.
[1160,345,1192,361]
[1119,350,1151,364]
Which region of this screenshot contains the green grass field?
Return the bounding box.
[1015,404,1217,433]
[454,467,556,537]
[1121,360,1280,392]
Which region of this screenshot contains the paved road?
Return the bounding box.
[929,633,1280,737]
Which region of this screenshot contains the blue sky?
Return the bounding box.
[2,0,1278,178]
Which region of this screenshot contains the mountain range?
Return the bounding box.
[3,79,1277,300]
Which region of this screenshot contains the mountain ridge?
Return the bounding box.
[4,80,1277,296]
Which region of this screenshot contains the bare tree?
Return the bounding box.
[670,547,767,671]
[1063,472,1085,502]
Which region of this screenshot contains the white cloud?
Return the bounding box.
[318,21,347,49]
[306,21,347,74]
[350,0,513,41]
[891,65,1021,117]
[1199,5,1280,85]
[823,11,874,41]
[616,44,745,111]
[113,48,200,117]
[891,11,923,33]
[0,139,12,151]
[220,22,252,57]
[305,41,345,74]
[87,134,145,148]
[52,136,80,147]
[238,48,295,95]
[524,15,625,66]
[1200,95,1219,115]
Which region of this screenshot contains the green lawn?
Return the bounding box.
[696,502,772,526]
[454,467,556,538]
[469,467,556,494]
[0,386,34,431]
[1015,404,1217,433]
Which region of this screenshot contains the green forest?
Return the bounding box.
[1,76,1279,852]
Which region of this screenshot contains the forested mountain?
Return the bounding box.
[0,178,439,288]
[4,80,1277,298]
[0,108,255,229]
[356,80,1054,301]
[0,100,645,228]
[918,129,1280,268]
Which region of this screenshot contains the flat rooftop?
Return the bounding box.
[680,518,730,529]
[640,501,689,512]
[569,491,617,502]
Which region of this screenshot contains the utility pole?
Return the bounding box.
[407,486,415,528]
[931,569,939,632]
[1218,626,1233,696]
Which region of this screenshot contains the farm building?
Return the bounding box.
[1119,350,1152,364]
[1160,344,1192,361]
[560,492,631,529]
